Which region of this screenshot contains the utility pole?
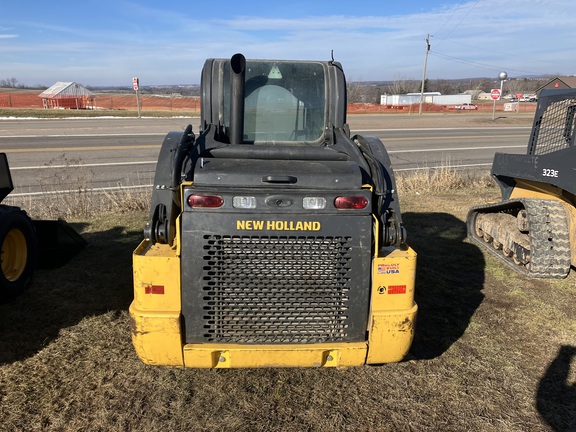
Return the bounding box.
[418,34,432,115]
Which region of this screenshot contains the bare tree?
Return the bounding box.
[388,75,419,95]
[0,77,19,88]
[366,85,385,104]
[428,79,455,94]
[503,78,524,97]
[346,81,364,103]
[466,79,490,99]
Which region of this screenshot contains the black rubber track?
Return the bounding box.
[467,198,571,279]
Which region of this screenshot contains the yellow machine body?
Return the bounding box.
[131,55,417,368]
[130,228,417,368]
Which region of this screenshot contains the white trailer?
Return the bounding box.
[380,93,471,107]
[432,94,471,105]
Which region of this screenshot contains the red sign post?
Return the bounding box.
[491,88,501,120]
[132,77,141,118]
[492,72,508,120]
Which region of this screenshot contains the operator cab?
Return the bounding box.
[200,55,346,146]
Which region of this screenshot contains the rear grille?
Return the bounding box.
[200,235,352,343]
[529,98,576,155]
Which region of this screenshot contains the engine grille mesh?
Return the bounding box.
[200,234,353,343]
[529,98,576,155]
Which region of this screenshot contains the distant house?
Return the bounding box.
[477,91,492,100]
[536,76,576,94]
[463,89,483,100]
[39,82,95,109]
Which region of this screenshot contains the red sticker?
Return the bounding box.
[387,285,406,294]
[144,285,165,295]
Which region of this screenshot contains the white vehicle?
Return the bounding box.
[455,103,478,110]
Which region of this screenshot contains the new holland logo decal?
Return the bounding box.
[236,220,321,231]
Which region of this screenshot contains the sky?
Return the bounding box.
[1,0,575,87]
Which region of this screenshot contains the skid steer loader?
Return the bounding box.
[0,153,87,301]
[467,89,576,278]
[130,54,417,368]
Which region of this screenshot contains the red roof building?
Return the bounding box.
[536,76,576,94]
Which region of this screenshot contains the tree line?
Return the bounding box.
[2,75,555,103]
[0,77,47,90]
[347,76,554,103]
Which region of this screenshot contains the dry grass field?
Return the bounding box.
[0,168,574,431]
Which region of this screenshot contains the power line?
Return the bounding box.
[439,38,542,63]
[429,50,541,76]
[432,5,460,39]
[435,0,481,48]
[426,1,554,78]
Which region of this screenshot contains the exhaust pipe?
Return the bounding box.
[230,53,246,144]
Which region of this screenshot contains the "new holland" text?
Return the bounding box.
[236,220,321,231]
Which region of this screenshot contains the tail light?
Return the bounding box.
[187,194,224,208]
[334,196,368,210]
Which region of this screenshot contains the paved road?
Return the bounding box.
[353,126,529,172]
[0,115,532,196]
[0,118,195,196]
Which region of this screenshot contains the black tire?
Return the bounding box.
[0,205,38,300]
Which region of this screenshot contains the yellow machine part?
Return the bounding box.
[130,241,184,366]
[130,238,417,368]
[2,227,28,281]
[367,247,418,364]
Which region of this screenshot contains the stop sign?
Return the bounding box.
[490,89,501,100]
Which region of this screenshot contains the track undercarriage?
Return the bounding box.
[467,198,571,278]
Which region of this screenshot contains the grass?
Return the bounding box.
[10,187,151,221]
[4,154,151,220]
[395,165,495,194]
[0,170,575,431]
